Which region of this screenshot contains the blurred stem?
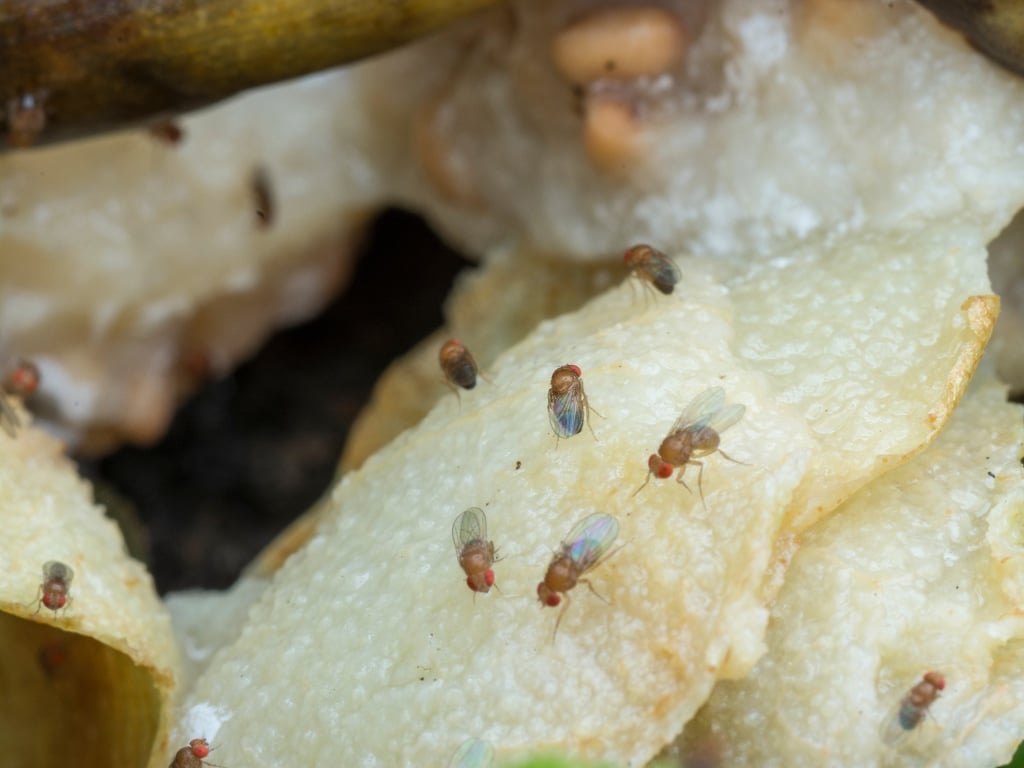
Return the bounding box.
[0,0,499,147]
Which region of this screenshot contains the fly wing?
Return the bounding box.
[651,251,682,285]
[0,391,20,438]
[704,402,746,435]
[449,738,495,768]
[563,513,620,572]
[548,385,584,438]
[669,386,726,435]
[452,507,487,553]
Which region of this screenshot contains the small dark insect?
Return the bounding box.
[452,507,498,594]
[882,671,946,745]
[148,119,185,145]
[634,386,746,509]
[439,339,480,395]
[252,167,274,228]
[547,364,598,442]
[6,93,46,148]
[515,460,522,470]
[37,560,74,615]
[37,642,69,677]
[449,737,495,768]
[6,358,40,396]
[170,738,222,768]
[537,512,619,637]
[624,243,682,295]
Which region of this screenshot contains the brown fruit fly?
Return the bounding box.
[252,167,274,228]
[449,737,495,768]
[440,339,481,396]
[6,358,40,396]
[634,386,746,509]
[6,93,46,148]
[624,243,682,295]
[170,738,222,768]
[36,560,74,615]
[547,364,598,441]
[537,512,619,636]
[881,671,946,746]
[149,119,186,145]
[453,507,498,594]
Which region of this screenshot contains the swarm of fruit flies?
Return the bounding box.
[624,243,682,295]
[634,386,746,509]
[440,339,482,397]
[452,507,499,594]
[547,364,599,442]
[537,512,619,637]
[170,738,221,768]
[448,737,495,768]
[36,560,74,615]
[881,671,946,746]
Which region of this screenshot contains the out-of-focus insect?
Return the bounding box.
[37,642,69,678]
[452,507,498,594]
[170,738,222,768]
[881,671,946,746]
[537,512,619,637]
[252,167,274,228]
[547,364,599,442]
[449,737,495,768]
[634,386,746,509]
[6,358,40,396]
[439,339,481,396]
[148,119,185,145]
[36,560,74,615]
[6,93,46,148]
[624,243,682,295]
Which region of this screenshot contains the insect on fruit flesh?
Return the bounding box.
[453,507,498,594]
[439,339,481,395]
[37,560,74,615]
[252,167,274,228]
[537,512,619,637]
[881,671,946,746]
[547,364,599,441]
[6,93,46,148]
[170,738,221,768]
[449,737,495,768]
[634,386,746,509]
[624,243,682,295]
[149,119,185,145]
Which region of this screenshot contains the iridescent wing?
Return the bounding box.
[0,391,20,438]
[669,386,745,436]
[548,384,584,438]
[452,507,488,555]
[449,738,495,768]
[562,513,619,572]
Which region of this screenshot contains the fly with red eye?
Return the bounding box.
[537,513,619,638]
[170,738,224,768]
[35,560,74,616]
[547,364,599,443]
[452,507,499,594]
[624,243,682,295]
[634,386,746,510]
[881,671,946,746]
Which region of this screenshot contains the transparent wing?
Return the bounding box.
[648,251,682,285]
[43,561,74,584]
[0,391,20,438]
[452,507,487,554]
[880,697,916,747]
[668,387,746,437]
[563,513,619,572]
[449,738,495,768]
[548,386,584,438]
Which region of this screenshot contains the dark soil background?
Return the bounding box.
[79,209,472,594]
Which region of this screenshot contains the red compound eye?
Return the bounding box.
[484,570,495,587]
[43,593,65,610]
[190,739,210,759]
[657,464,674,479]
[567,364,582,377]
[546,593,561,607]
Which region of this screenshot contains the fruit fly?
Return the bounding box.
[537,512,619,636]
[547,364,598,442]
[148,119,185,145]
[36,560,74,615]
[449,737,495,768]
[452,507,498,594]
[37,642,69,678]
[6,93,46,148]
[634,386,746,509]
[6,358,40,396]
[881,671,946,746]
[624,243,682,295]
[170,738,222,768]
[439,339,481,396]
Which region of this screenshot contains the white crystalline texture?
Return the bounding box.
[679,368,1024,768]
